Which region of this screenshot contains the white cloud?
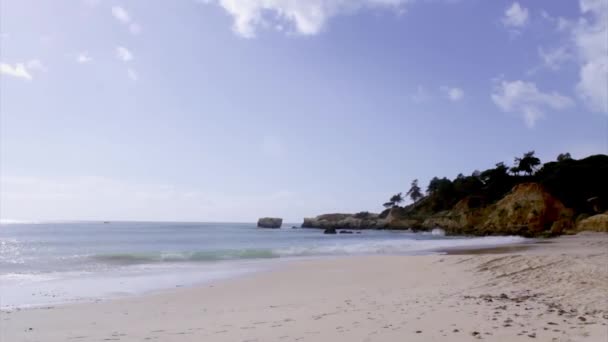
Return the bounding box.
[410,85,431,103]
[76,52,93,64]
[116,46,133,62]
[538,46,571,70]
[111,6,131,23]
[502,2,528,28]
[112,6,142,35]
[537,1,607,113]
[573,0,608,113]
[0,63,32,80]
[127,68,138,81]
[200,0,411,38]
[491,80,574,128]
[440,86,464,101]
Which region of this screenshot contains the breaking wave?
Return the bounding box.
[91,236,527,266]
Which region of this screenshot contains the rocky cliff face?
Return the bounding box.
[420,196,488,234]
[479,183,573,236]
[303,183,577,236]
[302,213,387,229]
[413,183,573,236]
[576,212,608,232]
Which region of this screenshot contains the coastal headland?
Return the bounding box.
[302,154,608,237]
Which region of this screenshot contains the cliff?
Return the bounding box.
[576,212,608,232]
[303,183,576,237]
[302,154,607,236]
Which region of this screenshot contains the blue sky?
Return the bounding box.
[1,0,606,222]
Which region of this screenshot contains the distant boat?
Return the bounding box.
[103,221,110,224]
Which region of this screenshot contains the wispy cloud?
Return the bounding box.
[198,0,412,38]
[502,2,528,29]
[502,2,528,36]
[111,6,142,35]
[1,60,46,81]
[538,1,607,113]
[491,79,574,128]
[76,52,93,64]
[574,0,607,113]
[116,46,134,62]
[538,46,571,70]
[112,6,131,23]
[0,62,33,80]
[440,86,464,101]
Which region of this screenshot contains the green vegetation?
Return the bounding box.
[387,153,608,218]
[354,211,372,219]
[406,179,423,203]
[511,151,542,176]
[383,193,404,209]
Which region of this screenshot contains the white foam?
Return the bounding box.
[0,260,271,310]
[275,236,527,257]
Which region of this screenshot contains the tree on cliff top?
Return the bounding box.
[557,152,572,162]
[512,151,541,176]
[383,193,403,208]
[407,179,423,203]
[390,193,404,206]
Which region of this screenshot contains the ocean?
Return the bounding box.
[0,221,526,309]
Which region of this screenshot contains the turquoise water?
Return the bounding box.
[0,221,525,309]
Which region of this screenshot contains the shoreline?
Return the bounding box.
[0,233,528,311]
[3,233,607,341]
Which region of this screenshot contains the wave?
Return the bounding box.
[90,236,527,266]
[92,249,279,265]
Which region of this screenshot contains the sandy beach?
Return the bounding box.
[2,233,607,342]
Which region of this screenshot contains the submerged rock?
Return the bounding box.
[323,228,337,234]
[257,217,283,228]
[339,230,354,234]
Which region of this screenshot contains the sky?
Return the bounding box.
[0,0,607,222]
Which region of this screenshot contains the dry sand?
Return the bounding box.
[2,233,607,342]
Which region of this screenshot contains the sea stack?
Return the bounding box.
[257,217,283,228]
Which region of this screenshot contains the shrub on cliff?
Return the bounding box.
[397,153,607,223]
[536,154,608,215]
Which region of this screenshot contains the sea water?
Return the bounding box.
[0,221,526,309]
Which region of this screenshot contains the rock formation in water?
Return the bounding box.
[257,217,282,228]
